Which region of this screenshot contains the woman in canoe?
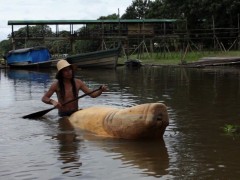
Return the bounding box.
[42,59,107,117]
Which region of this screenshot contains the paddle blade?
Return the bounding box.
[22,107,55,119]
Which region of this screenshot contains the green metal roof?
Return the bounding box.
[8,19,179,25]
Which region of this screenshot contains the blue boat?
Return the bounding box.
[6,46,52,69]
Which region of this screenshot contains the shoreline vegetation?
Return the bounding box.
[118,50,240,66]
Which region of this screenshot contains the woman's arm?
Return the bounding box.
[42,82,61,107]
[76,79,107,98]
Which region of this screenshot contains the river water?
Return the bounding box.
[0,66,240,179]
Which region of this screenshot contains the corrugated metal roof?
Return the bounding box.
[8,19,179,25]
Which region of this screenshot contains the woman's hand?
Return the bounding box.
[50,99,62,108]
[100,85,108,92]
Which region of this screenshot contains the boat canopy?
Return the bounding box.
[6,46,51,64]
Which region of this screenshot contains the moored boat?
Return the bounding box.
[66,45,121,69]
[5,46,52,69]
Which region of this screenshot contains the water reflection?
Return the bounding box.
[76,132,169,178]
[109,140,169,177]
[3,69,51,102]
[1,66,240,179]
[7,69,51,83]
[52,117,82,176]
[49,115,169,178]
[115,66,190,105]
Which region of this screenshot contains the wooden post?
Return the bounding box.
[238,14,240,50]
[71,40,76,54]
[212,15,217,50]
[150,38,153,55]
[124,39,129,60]
[11,25,15,50]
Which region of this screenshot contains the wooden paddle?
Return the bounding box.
[22,86,102,119]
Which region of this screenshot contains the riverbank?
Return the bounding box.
[119,50,240,66]
[1,50,240,69]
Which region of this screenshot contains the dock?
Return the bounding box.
[183,57,240,68]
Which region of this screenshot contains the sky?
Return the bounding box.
[0,0,133,41]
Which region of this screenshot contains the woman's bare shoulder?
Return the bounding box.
[49,80,58,89]
[75,78,84,84]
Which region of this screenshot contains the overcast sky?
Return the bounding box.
[0,0,132,41]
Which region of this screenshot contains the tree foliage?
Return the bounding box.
[0,39,11,55]
[121,0,153,19]
[98,13,119,20]
[121,0,240,28]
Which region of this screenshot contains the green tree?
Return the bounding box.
[146,0,165,19]
[9,25,54,49]
[0,39,12,55]
[98,13,119,20]
[121,0,153,19]
[161,0,240,29]
[75,40,99,53]
[12,25,53,38]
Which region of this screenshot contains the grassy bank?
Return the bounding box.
[118,50,240,65]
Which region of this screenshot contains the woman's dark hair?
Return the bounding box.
[56,66,77,100]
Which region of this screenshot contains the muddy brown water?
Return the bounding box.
[0,66,240,179]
